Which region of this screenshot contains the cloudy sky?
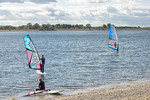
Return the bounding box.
[0,0,150,27]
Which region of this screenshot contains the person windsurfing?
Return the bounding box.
[36,79,45,91]
[40,55,45,73]
[114,42,117,48]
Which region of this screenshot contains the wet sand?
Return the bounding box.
[42,81,150,100]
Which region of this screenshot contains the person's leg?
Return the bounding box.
[41,64,44,73]
[43,64,44,72]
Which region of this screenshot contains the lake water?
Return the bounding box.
[0,30,150,99]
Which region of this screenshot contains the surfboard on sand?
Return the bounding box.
[23,89,64,97]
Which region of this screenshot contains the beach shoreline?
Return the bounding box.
[0,28,148,32]
[40,81,150,100]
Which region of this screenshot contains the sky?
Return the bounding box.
[0,0,150,27]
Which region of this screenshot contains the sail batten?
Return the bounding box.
[108,24,119,51]
[24,35,41,70]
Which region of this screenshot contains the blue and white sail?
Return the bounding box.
[108,25,119,51]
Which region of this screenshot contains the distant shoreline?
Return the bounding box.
[1,23,150,32]
[0,29,39,32]
[0,28,149,32]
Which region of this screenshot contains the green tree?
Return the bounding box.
[102,24,107,29]
[86,24,91,28]
[40,24,50,30]
[49,25,55,30]
[27,23,32,29]
[107,23,111,29]
[32,23,40,29]
[55,24,61,29]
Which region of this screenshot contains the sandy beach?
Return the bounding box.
[39,81,150,100]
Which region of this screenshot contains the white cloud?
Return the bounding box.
[90,0,111,3]
[0,16,4,19]
[0,0,150,26]
[28,0,56,4]
[69,0,89,4]
[69,0,112,4]
[0,0,24,3]
[0,0,56,4]
[107,6,118,13]
[69,0,112,5]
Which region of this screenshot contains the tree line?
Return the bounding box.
[0,23,99,31]
[0,23,143,31]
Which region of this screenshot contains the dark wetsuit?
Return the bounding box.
[41,57,45,73]
[114,42,117,48]
[36,80,45,91]
[39,81,45,90]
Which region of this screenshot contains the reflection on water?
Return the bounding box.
[0,30,150,99]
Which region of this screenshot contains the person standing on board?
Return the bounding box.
[40,55,45,73]
[36,79,45,91]
[114,42,117,48]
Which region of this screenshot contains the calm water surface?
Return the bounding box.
[0,30,150,99]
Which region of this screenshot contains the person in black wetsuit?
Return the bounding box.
[36,79,45,91]
[114,42,117,48]
[40,55,45,73]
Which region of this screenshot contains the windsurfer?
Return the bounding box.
[114,42,117,48]
[36,79,45,91]
[40,55,45,73]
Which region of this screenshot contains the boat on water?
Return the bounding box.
[24,35,46,75]
[108,24,119,52]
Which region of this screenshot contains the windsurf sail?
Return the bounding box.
[108,24,119,51]
[24,35,41,70]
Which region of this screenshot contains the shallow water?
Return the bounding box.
[0,30,150,99]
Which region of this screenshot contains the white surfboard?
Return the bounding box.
[44,90,64,94]
[23,90,64,96]
[23,90,49,96]
[36,70,46,75]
